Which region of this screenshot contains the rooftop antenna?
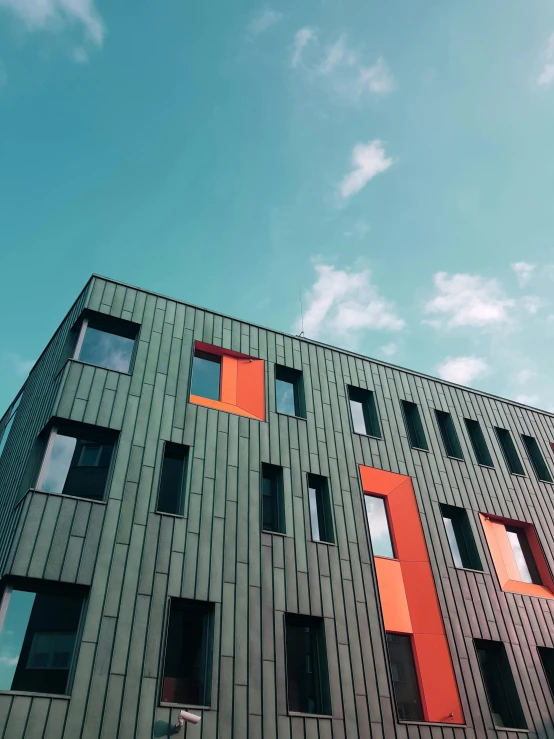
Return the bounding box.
[297,286,305,337]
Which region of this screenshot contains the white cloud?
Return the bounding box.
[0,0,105,46]
[291,27,316,68]
[296,263,405,340]
[512,261,535,287]
[379,342,398,358]
[424,272,514,329]
[537,33,554,87]
[514,369,536,385]
[319,35,347,74]
[514,393,539,406]
[436,356,488,386]
[248,8,282,35]
[339,140,394,200]
[521,295,542,314]
[355,57,395,95]
[4,352,35,376]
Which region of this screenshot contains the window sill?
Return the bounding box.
[374,554,400,562]
[288,711,332,719]
[537,478,554,485]
[353,431,382,441]
[17,488,108,508]
[398,720,466,728]
[160,702,211,710]
[410,446,429,453]
[312,539,336,547]
[446,455,465,462]
[493,727,529,733]
[262,530,290,538]
[454,566,486,574]
[0,690,71,700]
[509,472,527,478]
[276,411,307,422]
[477,463,495,470]
[156,510,185,519]
[70,358,132,376]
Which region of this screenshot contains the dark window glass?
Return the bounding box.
[464,419,494,467]
[364,495,395,558]
[162,599,213,706]
[285,614,330,715]
[307,474,334,544]
[262,464,284,533]
[475,639,527,729]
[386,633,424,721]
[494,427,525,476]
[440,504,482,570]
[435,410,464,459]
[538,647,554,699]
[348,386,381,437]
[191,351,221,401]
[0,393,22,460]
[0,583,84,695]
[275,365,304,418]
[77,315,138,373]
[505,526,541,585]
[521,435,553,483]
[401,401,428,450]
[157,443,188,515]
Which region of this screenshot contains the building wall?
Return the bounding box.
[0,275,554,738]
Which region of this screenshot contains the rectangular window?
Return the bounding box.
[37,423,116,501]
[475,639,527,729]
[440,504,482,570]
[464,418,494,467]
[75,314,138,374]
[521,434,553,483]
[386,633,424,721]
[494,427,525,476]
[261,464,284,534]
[505,526,541,584]
[364,495,395,558]
[275,365,305,418]
[285,614,330,715]
[537,647,554,699]
[0,582,85,695]
[348,386,381,437]
[307,474,334,544]
[157,443,188,515]
[161,599,213,706]
[191,351,221,401]
[0,393,22,460]
[401,400,428,451]
[435,410,464,459]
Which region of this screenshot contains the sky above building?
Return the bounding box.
[1,0,554,413]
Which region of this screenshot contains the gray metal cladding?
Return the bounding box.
[0,275,553,737]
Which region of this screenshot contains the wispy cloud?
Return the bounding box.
[0,0,105,46]
[248,8,282,36]
[512,261,535,287]
[537,33,554,87]
[344,219,370,239]
[339,140,394,200]
[355,57,395,95]
[514,393,539,406]
[4,352,35,376]
[521,295,542,314]
[436,356,488,386]
[319,34,349,74]
[379,342,398,358]
[291,27,316,68]
[514,369,536,385]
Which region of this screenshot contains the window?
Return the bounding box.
[475,639,527,729]
[464,419,494,467]
[157,443,188,515]
[440,504,482,570]
[261,464,284,534]
[307,474,334,544]
[435,410,464,459]
[494,427,525,475]
[505,526,541,585]
[161,599,213,706]
[74,313,138,373]
[401,401,428,451]
[348,386,381,437]
[0,582,85,695]
[37,423,116,501]
[191,351,221,401]
[364,495,394,558]
[521,434,552,483]
[0,393,22,460]
[285,614,330,715]
[386,633,424,721]
[537,647,554,699]
[275,365,305,418]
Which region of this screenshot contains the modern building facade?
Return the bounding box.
[1,274,554,738]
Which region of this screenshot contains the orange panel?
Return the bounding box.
[480,514,509,587]
[492,521,521,582]
[195,341,250,360]
[360,465,406,497]
[387,480,428,562]
[413,633,464,724]
[503,580,554,599]
[220,356,238,406]
[374,557,412,634]
[236,358,266,421]
[526,526,554,593]
[189,395,260,420]
[401,560,445,636]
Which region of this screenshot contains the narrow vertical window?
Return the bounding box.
[401,401,428,451]
[261,463,284,534]
[475,639,527,729]
[157,443,188,515]
[161,599,213,706]
[435,410,464,459]
[348,386,381,437]
[440,504,482,570]
[521,434,552,483]
[538,647,554,699]
[386,633,424,721]
[285,614,331,715]
[364,495,395,558]
[464,419,494,467]
[0,393,22,460]
[307,474,334,544]
[275,365,305,418]
[191,351,221,401]
[505,526,541,584]
[494,427,525,475]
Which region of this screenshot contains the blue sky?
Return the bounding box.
[2,0,554,413]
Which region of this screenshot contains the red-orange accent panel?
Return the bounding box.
[413,633,464,724]
[237,358,266,420]
[374,557,412,634]
[400,561,445,636]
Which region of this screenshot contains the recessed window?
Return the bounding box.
[464,419,493,467]
[348,386,381,437]
[275,365,305,418]
[75,314,138,373]
[401,401,428,451]
[285,614,331,715]
[521,434,552,483]
[494,427,525,476]
[386,633,424,721]
[505,526,541,585]
[37,423,116,501]
[537,647,554,699]
[364,495,395,558]
[161,599,213,706]
[0,582,85,695]
[0,393,22,460]
[157,443,188,515]
[475,639,527,729]
[435,410,464,459]
[261,464,285,534]
[440,504,482,570]
[307,474,334,544]
[191,351,221,401]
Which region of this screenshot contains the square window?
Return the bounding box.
[348,386,381,437]
[285,614,331,715]
[364,495,395,558]
[75,314,139,373]
[275,366,305,418]
[307,474,334,544]
[191,351,221,401]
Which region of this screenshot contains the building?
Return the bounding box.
[0,274,554,738]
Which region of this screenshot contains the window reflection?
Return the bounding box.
[78,326,135,373]
[191,352,221,401]
[276,379,296,416]
[365,495,395,558]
